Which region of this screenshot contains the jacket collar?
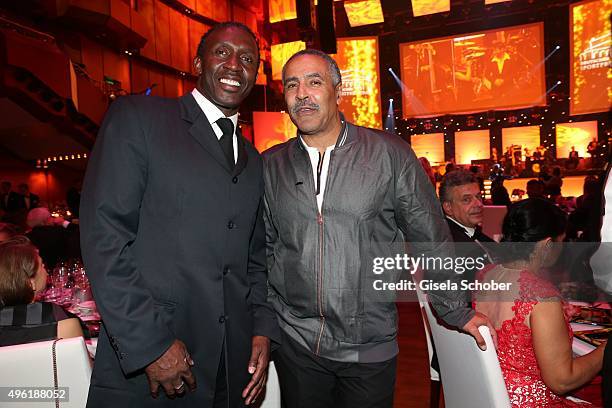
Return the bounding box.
[294,112,357,155]
[179,92,248,176]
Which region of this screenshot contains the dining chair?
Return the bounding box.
[0,336,92,407]
[419,287,511,408]
[414,280,442,408]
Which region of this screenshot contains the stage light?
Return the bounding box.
[385,97,396,134]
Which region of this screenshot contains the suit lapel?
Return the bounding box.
[179,93,233,172]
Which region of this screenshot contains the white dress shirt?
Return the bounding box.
[191,88,238,163]
[302,139,334,213]
[447,216,476,238]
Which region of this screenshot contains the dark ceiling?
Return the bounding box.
[0,97,89,171]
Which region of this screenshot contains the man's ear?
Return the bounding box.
[194,56,202,75]
[335,82,342,105]
[442,201,453,217]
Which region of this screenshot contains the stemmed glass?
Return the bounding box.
[51,262,74,306]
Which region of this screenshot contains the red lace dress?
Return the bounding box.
[481,269,592,407]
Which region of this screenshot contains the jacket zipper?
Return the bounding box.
[315,211,326,355]
[315,149,335,355]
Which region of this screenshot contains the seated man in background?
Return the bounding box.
[0,236,83,346]
[439,170,498,281]
[25,207,80,268]
[526,179,546,199]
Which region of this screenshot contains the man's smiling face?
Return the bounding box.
[195,26,259,116]
[283,54,341,136]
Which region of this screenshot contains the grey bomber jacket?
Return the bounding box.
[262,118,474,363]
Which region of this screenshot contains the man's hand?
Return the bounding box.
[144,339,196,399]
[242,336,270,405]
[462,312,497,351]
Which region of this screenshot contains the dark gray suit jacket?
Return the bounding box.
[80,93,279,407]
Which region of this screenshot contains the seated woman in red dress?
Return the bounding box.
[0,236,83,346]
[474,198,605,407]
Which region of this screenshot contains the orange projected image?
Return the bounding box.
[570,0,612,115]
[400,23,546,118]
[344,0,384,27]
[253,112,297,153]
[334,37,382,129]
[269,0,297,23]
[411,0,450,17]
[455,130,490,165]
[556,121,598,159]
[271,41,306,81]
[485,0,511,4]
[410,133,445,165]
[502,126,541,160]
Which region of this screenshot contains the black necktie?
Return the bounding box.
[216,118,234,169]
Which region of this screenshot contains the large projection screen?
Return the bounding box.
[410,133,445,165]
[400,23,546,118]
[570,0,612,115]
[411,0,450,17]
[556,121,598,159]
[271,41,306,81]
[253,111,296,153]
[455,130,490,165]
[344,0,385,26]
[269,0,296,23]
[334,37,382,129]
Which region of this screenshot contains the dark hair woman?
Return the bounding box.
[0,236,83,346]
[474,199,604,407]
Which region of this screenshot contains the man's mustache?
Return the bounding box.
[291,100,320,114]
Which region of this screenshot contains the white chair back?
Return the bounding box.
[414,282,440,382]
[258,360,281,408]
[0,337,92,407]
[420,290,511,408]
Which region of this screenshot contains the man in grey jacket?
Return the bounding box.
[262,49,494,407]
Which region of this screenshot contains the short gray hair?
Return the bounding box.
[438,170,478,204]
[282,49,342,87]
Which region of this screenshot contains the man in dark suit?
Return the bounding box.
[439,170,497,281]
[9,183,40,211]
[567,146,580,170]
[25,207,80,268]
[80,22,279,408]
